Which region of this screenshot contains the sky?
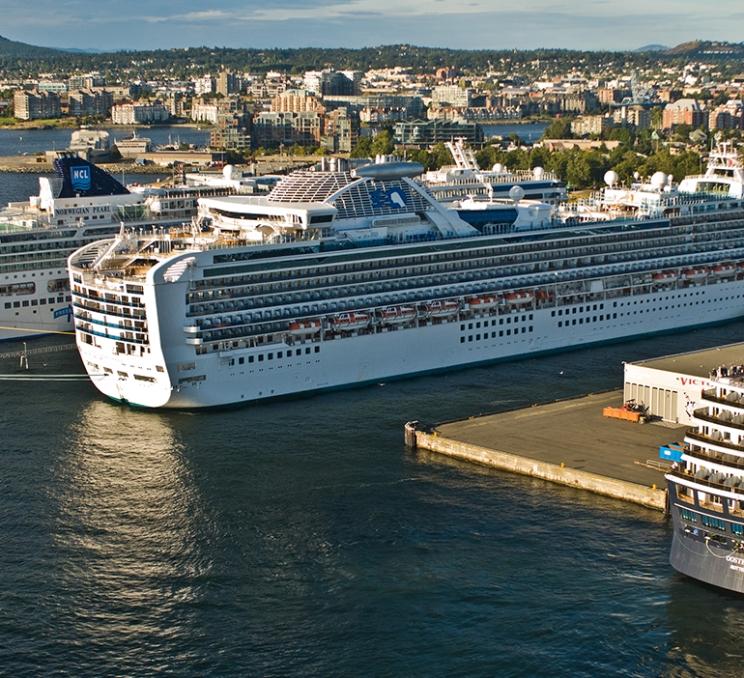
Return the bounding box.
[1,0,743,52]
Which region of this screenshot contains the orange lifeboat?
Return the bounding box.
[425,300,460,318]
[331,312,371,331]
[288,319,321,337]
[711,263,736,277]
[381,306,417,325]
[652,270,677,284]
[680,267,708,282]
[467,294,499,311]
[503,290,534,306]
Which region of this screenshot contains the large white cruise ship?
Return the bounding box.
[0,156,239,341]
[69,149,744,409]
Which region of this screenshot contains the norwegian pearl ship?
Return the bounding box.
[0,156,239,341]
[666,367,744,593]
[70,152,744,409]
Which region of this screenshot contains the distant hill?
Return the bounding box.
[665,40,744,57]
[0,35,67,59]
[636,44,668,52]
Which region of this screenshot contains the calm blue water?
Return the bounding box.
[3,322,744,675]
[482,122,548,143]
[0,125,210,157]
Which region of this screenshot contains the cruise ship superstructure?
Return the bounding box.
[70,149,744,409]
[0,156,237,340]
[666,367,744,593]
[420,138,567,204]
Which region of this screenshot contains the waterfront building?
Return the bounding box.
[191,102,221,125]
[67,89,114,118]
[37,81,68,95]
[571,114,615,137]
[111,101,170,125]
[13,90,61,120]
[210,113,252,152]
[194,75,215,96]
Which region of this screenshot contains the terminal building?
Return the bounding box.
[623,343,744,425]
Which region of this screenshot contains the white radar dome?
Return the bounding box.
[533,166,545,179]
[509,185,525,203]
[633,171,640,180]
[604,170,619,187]
[222,164,237,180]
[650,171,667,190]
[492,163,504,173]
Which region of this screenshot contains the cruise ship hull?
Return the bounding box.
[77,279,744,409]
[668,483,744,593]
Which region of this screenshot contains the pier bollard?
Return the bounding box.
[404,421,418,449]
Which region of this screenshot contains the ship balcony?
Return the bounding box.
[668,468,741,502]
[183,325,199,334]
[686,430,744,459]
[701,388,744,410]
[185,337,203,346]
[692,408,744,433]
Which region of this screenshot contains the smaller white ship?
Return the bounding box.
[420,137,567,204]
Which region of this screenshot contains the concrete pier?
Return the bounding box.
[407,390,684,512]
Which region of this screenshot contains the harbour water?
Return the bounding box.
[0,125,210,157]
[3,322,744,674]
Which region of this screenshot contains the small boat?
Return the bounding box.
[652,270,678,284]
[503,291,534,306]
[380,306,417,325]
[331,312,370,331]
[467,294,499,311]
[288,319,322,337]
[425,300,460,318]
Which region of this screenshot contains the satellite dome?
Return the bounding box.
[533,166,545,179]
[223,164,237,180]
[604,170,619,187]
[650,171,667,190]
[492,163,504,173]
[509,185,525,203]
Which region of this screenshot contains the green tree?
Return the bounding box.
[543,117,574,139]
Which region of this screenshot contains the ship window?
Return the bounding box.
[268,353,273,360]
[258,354,264,362]
[476,334,481,341]
[468,336,473,342]
[701,516,726,531]
[499,331,503,337]
[460,337,465,344]
[3,303,8,309]
[305,348,311,355]
[249,356,254,363]
[314,346,319,353]
[558,321,562,328]
[238,357,244,365]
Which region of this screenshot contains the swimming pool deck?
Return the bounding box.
[406,390,685,511]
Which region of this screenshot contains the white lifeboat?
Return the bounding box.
[652,270,678,284]
[503,290,534,306]
[467,294,499,311]
[288,319,322,337]
[381,305,417,325]
[331,312,371,331]
[425,300,460,318]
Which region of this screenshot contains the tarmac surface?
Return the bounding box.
[436,390,685,488]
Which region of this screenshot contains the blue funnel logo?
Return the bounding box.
[71,166,91,192]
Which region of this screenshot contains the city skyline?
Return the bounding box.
[2,0,743,53]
